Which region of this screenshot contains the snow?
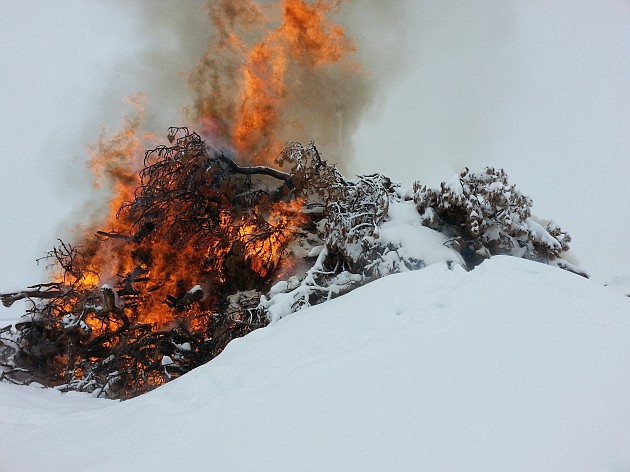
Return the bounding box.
[378,199,464,266]
[525,217,562,250]
[1,256,629,471]
[260,198,463,321]
[172,342,192,352]
[607,275,630,297]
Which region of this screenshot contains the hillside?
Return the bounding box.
[1,256,629,471]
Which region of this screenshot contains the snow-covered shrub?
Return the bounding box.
[322,173,392,271]
[259,170,445,321]
[259,154,396,319]
[413,167,573,269]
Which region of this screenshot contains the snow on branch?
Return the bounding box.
[413,167,578,272]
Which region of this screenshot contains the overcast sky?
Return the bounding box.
[1,1,628,320]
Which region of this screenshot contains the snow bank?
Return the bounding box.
[1,256,629,471]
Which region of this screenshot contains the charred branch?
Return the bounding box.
[96,222,155,243]
[213,150,293,186]
[165,286,205,311]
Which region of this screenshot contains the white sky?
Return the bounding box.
[0,1,628,322]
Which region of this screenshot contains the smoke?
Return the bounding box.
[351,0,630,186]
[350,0,521,185]
[96,0,212,132]
[285,1,413,171]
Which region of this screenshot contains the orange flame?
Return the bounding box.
[190,0,355,164]
[63,132,305,334]
[234,198,306,277]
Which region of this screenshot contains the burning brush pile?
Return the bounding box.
[0,0,581,399]
[0,132,579,398]
[0,131,397,398]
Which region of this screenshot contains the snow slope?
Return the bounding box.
[1,256,629,471]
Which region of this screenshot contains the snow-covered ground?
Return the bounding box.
[1,256,629,471]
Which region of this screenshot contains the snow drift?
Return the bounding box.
[1,256,629,471]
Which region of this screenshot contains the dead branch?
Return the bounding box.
[96,230,130,241]
[1,287,66,307]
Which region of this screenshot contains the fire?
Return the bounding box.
[76,0,350,332]
[190,0,355,164]
[2,0,358,398]
[61,126,305,336]
[234,198,306,277]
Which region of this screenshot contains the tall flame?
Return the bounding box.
[189,0,356,164]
